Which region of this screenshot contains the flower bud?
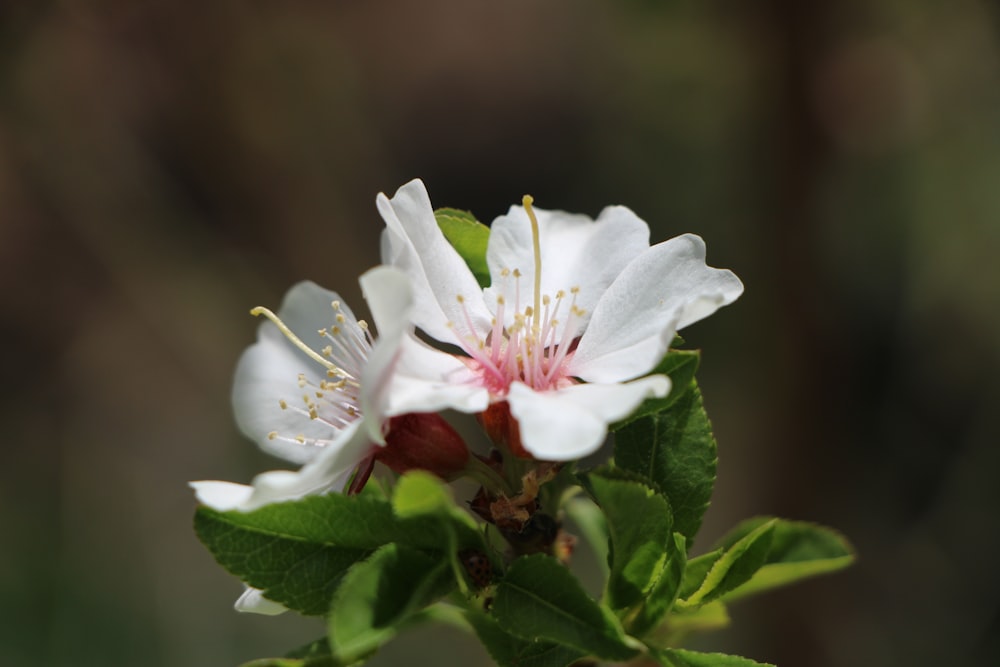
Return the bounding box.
[376,413,470,479]
[477,401,531,459]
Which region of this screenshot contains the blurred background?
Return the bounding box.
[2,1,999,665]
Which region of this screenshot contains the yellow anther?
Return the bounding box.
[267,431,278,440]
[456,295,465,303]
[322,345,333,357]
[501,268,511,277]
[279,399,288,410]
[309,408,318,420]
[513,268,522,278]
[317,328,328,337]
[570,286,580,294]
[336,313,346,324]
[295,434,306,444]
[358,320,369,331]
[556,289,566,298]
[543,295,551,305]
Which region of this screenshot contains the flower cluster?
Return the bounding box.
[192,178,743,611]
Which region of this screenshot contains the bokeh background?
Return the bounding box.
[3,1,999,665]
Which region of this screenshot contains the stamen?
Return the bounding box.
[522,195,543,337]
[250,306,345,376]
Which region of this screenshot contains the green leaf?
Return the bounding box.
[714,518,855,603]
[677,520,775,609]
[492,554,638,661]
[392,471,492,593]
[676,549,724,601]
[435,207,491,287]
[562,496,609,577]
[580,472,673,611]
[465,609,586,667]
[393,471,482,544]
[656,600,730,646]
[328,544,454,665]
[651,647,775,667]
[238,638,337,667]
[240,660,334,667]
[628,532,687,637]
[194,508,372,615]
[194,490,470,615]
[613,349,701,429]
[615,382,718,545]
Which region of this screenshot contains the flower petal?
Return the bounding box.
[485,204,650,337]
[506,375,670,460]
[569,234,743,383]
[189,480,254,511]
[386,333,490,415]
[234,587,289,616]
[358,265,412,444]
[377,179,492,345]
[191,421,371,511]
[359,265,490,421]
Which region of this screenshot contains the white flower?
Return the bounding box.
[378,179,744,460]
[190,266,431,512]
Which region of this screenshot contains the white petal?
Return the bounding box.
[191,421,371,511]
[507,375,670,460]
[569,234,743,383]
[384,334,490,416]
[359,265,490,424]
[234,587,288,616]
[377,179,492,346]
[232,282,359,464]
[358,266,413,444]
[189,480,254,511]
[485,205,649,338]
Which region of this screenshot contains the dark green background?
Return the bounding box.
[2,1,998,665]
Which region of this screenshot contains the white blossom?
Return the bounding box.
[378,179,743,460]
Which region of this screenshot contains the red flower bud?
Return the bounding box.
[477,401,531,459]
[376,413,470,479]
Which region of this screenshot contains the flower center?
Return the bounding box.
[251,300,374,448]
[452,196,585,395]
